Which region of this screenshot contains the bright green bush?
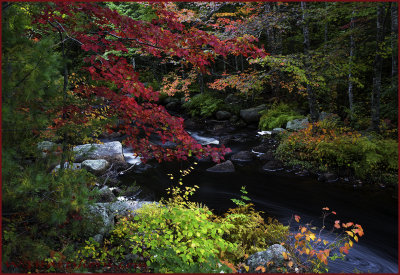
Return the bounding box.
[259,103,302,130]
[79,185,236,273]
[276,122,398,184]
[183,93,224,118]
[78,183,290,273]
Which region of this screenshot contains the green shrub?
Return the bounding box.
[276,122,398,184]
[78,185,236,273]
[259,103,302,130]
[183,93,224,118]
[78,183,290,273]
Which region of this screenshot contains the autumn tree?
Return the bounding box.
[35,2,266,163]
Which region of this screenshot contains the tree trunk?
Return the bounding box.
[391,3,398,83]
[198,73,204,94]
[265,2,275,54]
[301,2,319,122]
[58,27,69,172]
[371,3,385,131]
[348,10,355,120]
[324,2,328,53]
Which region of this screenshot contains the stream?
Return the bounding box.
[118,129,398,273]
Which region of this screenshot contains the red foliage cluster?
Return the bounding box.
[35,2,266,163]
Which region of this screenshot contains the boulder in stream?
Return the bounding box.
[262,160,284,172]
[73,141,125,163]
[318,172,338,183]
[230,151,254,163]
[206,160,235,173]
[239,104,266,124]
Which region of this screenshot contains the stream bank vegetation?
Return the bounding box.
[76,180,363,274]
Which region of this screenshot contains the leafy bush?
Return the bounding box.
[78,180,290,273]
[78,184,236,273]
[183,93,224,118]
[276,122,398,184]
[259,103,302,130]
[289,207,364,273]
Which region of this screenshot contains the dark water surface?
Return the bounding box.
[120,131,398,273]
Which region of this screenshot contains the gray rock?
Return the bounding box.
[240,104,267,123]
[318,172,338,183]
[230,151,254,162]
[87,203,115,235]
[87,200,153,236]
[262,160,284,172]
[82,159,110,175]
[98,186,116,202]
[107,200,153,216]
[73,141,125,163]
[216,111,232,120]
[247,244,290,273]
[271,128,286,137]
[206,160,235,173]
[286,118,309,131]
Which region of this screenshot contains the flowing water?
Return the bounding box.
[119,130,398,273]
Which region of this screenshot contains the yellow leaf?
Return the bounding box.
[354,235,358,242]
[282,252,288,260]
[346,231,354,237]
[309,233,316,241]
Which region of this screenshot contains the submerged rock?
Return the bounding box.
[262,160,284,172]
[318,172,338,183]
[230,151,254,163]
[206,160,235,173]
